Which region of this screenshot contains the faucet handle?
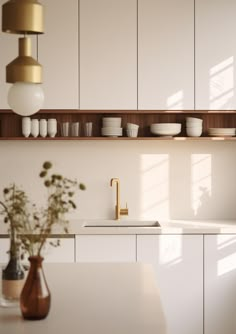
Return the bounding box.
[120,203,129,216]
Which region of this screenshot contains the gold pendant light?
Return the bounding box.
[2,0,44,34]
[6,37,42,83]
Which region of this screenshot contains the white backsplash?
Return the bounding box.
[0,140,236,220]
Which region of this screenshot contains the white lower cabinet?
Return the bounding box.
[75,235,136,262]
[137,235,203,334]
[204,235,236,334]
[41,238,75,263]
[0,238,9,263]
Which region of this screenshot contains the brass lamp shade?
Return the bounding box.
[6,37,42,83]
[2,0,44,34]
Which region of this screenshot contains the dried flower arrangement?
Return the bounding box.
[0,161,85,258]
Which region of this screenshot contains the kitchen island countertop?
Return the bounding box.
[0,263,167,334]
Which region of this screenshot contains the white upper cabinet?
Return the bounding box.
[195,0,236,110]
[138,0,194,110]
[204,235,236,334]
[39,0,79,109]
[80,0,137,110]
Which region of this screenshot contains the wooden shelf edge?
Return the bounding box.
[1,109,236,115]
[1,136,236,141]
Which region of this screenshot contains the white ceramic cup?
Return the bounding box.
[186,126,202,137]
[39,119,47,138]
[71,122,80,136]
[31,119,39,138]
[22,117,31,137]
[127,123,139,130]
[48,118,57,138]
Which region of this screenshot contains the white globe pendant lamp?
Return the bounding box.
[6,37,44,116]
[8,82,44,116]
[2,0,45,116]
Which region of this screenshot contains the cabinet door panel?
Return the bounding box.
[196,0,236,110]
[39,0,79,109]
[137,235,203,334]
[76,235,136,262]
[205,235,236,334]
[41,238,75,263]
[80,0,137,109]
[138,0,194,110]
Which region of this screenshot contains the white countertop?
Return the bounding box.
[1,219,236,236]
[0,263,167,334]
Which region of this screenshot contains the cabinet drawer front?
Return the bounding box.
[76,235,136,262]
[41,238,75,263]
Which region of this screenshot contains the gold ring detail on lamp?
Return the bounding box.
[6,37,42,83]
[2,0,44,34]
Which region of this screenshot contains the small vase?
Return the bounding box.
[1,257,25,307]
[1,230,25,307]
[20,256,51,320]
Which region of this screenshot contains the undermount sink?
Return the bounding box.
[83,220,161,228]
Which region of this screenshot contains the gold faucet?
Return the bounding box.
[110,178,128,220]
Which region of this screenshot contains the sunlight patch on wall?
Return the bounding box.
[140,154,169,219]
[167,90,183,109]
[217,235,236,276]
[191,154,212,216]
[209,57,234,109]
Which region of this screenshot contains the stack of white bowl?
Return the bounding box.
[186,117,203,137]
[101,117,122,137]
[126,123,139,137]
[150,123,181,136]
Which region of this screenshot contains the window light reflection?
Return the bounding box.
[141,154,169,219]
[217,235,236,276]
[167,90,183,109]
[210,57,234,109]
[191,154,212,216]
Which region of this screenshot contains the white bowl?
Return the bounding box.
[186,127,202,137]
[186,124,203,129]
[127,128,138,137]
[101,127,123,137]
[150,123,181,136]
[102,117,122,127]
[186,117,203,124]
[126,123,139,130]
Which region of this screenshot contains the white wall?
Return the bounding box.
[0,140,235,220]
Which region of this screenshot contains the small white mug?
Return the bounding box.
[48,118,57,138]
[39,119,47,138]
[31,119,39,138]
[22,117,31,137]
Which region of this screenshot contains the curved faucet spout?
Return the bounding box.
[110,178,128,220]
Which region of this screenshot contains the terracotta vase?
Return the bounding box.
[20,256,51,320]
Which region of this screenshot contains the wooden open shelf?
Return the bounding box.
[1,109,236,140]
[0,136,236,141]
[1,109,236,114]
